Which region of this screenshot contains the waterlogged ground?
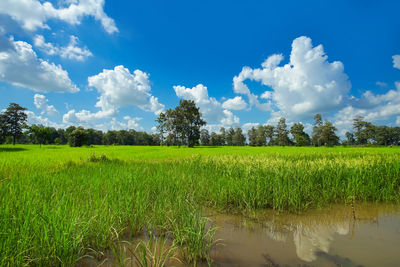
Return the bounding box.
[78,204,400,267]
[207,204,400,267]
[1,145,400,266]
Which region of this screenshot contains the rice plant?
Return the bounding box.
[0,145,399,266]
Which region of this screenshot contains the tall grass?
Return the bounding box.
[0,145,399,265]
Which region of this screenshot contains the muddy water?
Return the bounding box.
[79,204,400,267]
[204,204,400,267]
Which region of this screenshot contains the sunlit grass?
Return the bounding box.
[0,145,399,265]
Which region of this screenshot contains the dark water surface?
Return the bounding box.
[79,204,400,267]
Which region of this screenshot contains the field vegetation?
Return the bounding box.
[1,145,399,266]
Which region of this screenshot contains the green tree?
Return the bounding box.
[210,132,219,146]
[103,131,117,145]
[312,113,323,146]
[29,125,51,147]
[87,128,103,145]
[54,137,62,145]
[232,127,246,146]
[226,127,235,146]
[275,117,290,146]
[0,113,8,144]
[264,125,275,145]
[352,116,375,145]
[219,127,226,146]
[290,123,310,146]
[163,100,206,147]
[200,129,210,145]
[248,127,257,146]
[2,103,27,145]
[69,127,88,147]
[256,125,267,146]
[155,112,167,145]
[319,121,339,146]
[345,132,355,145]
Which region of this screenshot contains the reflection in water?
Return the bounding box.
[79,204,400,267]
[209,203,400,266]
[292,220,349,261]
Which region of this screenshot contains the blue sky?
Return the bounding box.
[1,0,400,136]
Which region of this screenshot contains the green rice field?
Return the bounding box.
[1,145,400,266]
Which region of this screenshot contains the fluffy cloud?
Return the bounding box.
[220,110,240,126]
[222,96,247,110]
[88,65,164,116]
[34,94,58,116]
[0,36,79,92]
[0,0,118,34]
[110,116,144,131]
[174,84,223,122]
[148,96,164,115]
[62,66,164,128]
[62,109,144,131]
[333,82,400,136]
[34,35,92,61]
[173,84,240,126]
[393,55,400,70]
[233,36,351,119]
[62,109,113,126]
[26,110,63,128]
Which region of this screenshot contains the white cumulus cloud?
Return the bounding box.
[334,82,400,136]
[63,66,164,128]
[222,96,248,110]
[34,35,92,61]
[26,110,63,128]
[0,36,79,92]
[33,94,58,116]
[0,0,118,34]
[88,65,164,116]
[233,36,351,119]
[111,116,144,131]
[174,84,223,123]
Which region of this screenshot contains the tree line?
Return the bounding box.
[0,103,160,147]
[1,101,400,147]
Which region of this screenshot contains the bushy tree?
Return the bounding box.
[312,113,323,146]
[256,126,267,146]
[344,132,355,145]
[200,129,210,145]
[87,128,104,145]
[275,118,291,146]
[248,127,257,146]
[232,127,246,146]
[0,113,8,144]
[159,100,206,147]
[226,127,235,146]
[219,127,226,146]
[29,125,52,147]
[210,132,220,146]
[319,121,339,146]
[69,127,88,147]
[155,112,167,145]
[353,116,375,144]
[2,103,27,145]
[264,125,275,145]
[290,123,310,146]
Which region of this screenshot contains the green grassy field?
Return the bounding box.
[1,145,400,266]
